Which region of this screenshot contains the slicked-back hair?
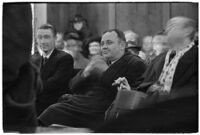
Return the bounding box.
[103,29,126,42]
[166,16,197,40]
[38,23,57,37]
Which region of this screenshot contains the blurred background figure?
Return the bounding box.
[3,3,40,133]
[124,30,142,56]
[152,31,170,56]
[55,32,65,50]
[63,32,89,71]
[139,36,155,64]
[194,31,198,45]
[84,36,102,59]
[69,14,92,42]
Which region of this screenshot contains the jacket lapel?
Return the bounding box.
[172,45,197,85]
[103,52,130,87]
[41,49,58,77]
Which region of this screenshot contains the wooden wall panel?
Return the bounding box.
[47,3,109,36]
[78,3,109,36]
[47,4,79,33]
[46,2,198,38]
[115,3,168,38]
[170,3,198,21]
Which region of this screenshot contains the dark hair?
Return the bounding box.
[155,29,166,36]
[38,24,57,36]
[63,31,81,41]
[83,36,101,58]
[103,29,126,42]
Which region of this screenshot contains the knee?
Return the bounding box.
[37,104,59,126]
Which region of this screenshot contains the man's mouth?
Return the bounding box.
[102,50,108,54]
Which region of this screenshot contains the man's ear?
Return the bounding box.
[184,27,194,39]
[120,40,126,50]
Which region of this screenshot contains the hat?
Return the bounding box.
[126,40,142,50]
[70,14,86,23]
[63,31,81,41]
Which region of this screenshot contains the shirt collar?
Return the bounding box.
[42,49,54,59]
[170,42,194,54]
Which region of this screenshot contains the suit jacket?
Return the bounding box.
[38,69,111,129]
[101,52,147,102]
[95,94,198,133]
[32,49,74,114]
[138,45,198,95]
[3,4,37,133]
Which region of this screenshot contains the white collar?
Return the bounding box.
[42,49,54,59]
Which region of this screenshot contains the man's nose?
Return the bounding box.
[101,44,108,50]
[40,37,46,44]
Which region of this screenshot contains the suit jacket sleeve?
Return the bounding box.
[126,58,147,89]
[43,54,74,92]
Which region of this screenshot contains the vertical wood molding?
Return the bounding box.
[32,4,47,54]
[108,3,116,29]
[162,3,170,29]
[34,4,47,30]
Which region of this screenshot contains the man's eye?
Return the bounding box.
[100,42,104,46]
[37,36,42,39]
[107,41,113,45]
[44,35,50,39]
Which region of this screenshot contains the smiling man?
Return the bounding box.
[100,29,146,103]
[32,24,74,115]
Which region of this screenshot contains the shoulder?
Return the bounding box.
[31,53,41,62]
[125,53,146,66]
[151,52,167,64]
[54,49,73,61]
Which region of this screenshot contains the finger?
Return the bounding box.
[121,84,128,91]
[117,86,121,91]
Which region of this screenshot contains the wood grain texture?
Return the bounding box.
[46,3,198,38]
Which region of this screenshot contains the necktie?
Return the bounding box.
[43,57,48,66]
[168,50,176,64]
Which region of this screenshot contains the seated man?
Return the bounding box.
[32,24,74,115]
[116,16,197,96]
[97,16,198,133]
[38,29,146,129]
[100,29,146,103]
[38,56,110,129]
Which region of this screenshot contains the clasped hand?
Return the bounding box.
[112,77,131,91]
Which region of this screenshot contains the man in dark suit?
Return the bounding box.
[117,16,197,95]
[38,29,146,129]
[100,29,147,104]
[33,24,74,115]
[98,16,198,133]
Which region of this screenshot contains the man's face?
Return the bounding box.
[142,36,153,52]
[152,35,169,56]
[165,18,189,47]
[36,29,55,53]
[101,31,125,62]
